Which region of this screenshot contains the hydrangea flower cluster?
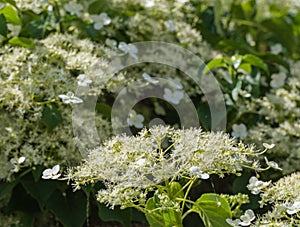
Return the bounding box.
[254,172,300,226]
[69,125,262,209]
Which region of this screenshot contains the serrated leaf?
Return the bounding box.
[193,193,232,227]
[98,204,132,227]
[0,13,8,37]
[0,5,20,25]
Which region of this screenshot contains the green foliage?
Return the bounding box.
[193,193,232,227]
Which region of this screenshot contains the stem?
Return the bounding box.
[181,178,196,212]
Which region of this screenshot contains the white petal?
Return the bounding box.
[52,165,60,175]
[18,156,26,164]
[51,174,61,180]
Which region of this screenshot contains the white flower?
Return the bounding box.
[231,124,247,138]
[77,74,92,86]
[176,0,189,3]
[105,39,117,47]
[127,110,144,128]
[189,166,209,179]
[270,72,286,88]
[285,201,300,215]
[18,156,26,164]
[42,165,61,179]
[270,43,283,54]
[118,42,138,59]
[142,73,159,84]
[262,143,275,149]
[136,158,147,166]
[90,13,111,30]
[168,77,183,90]
[247,176,270,195]
[226,218,241,227]
[239,209,255,226]
[59,92,83,104]
[164,20,177,32]
[63,2,83,17]
[264,157,282,171]
[163,88,184,105]
[144,0,155,7]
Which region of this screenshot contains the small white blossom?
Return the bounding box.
[285,201,300,215]
[136,158,147,166]
[18,156,26,164]
[231,124,247,138]
[142,73,159,84]
[270,72,286,88]
[226,218,242,227]
[90,13,111,30]
[144,0,155,7]
[59,92,83,104]
[247,176,270,195]
[262,143,275,149]
[127,110,144,128]
[164,20,177,32]
[63,2,83,17]
[105,38,117,47]
[118,42,138,59]
[168,78,183,90]
[239,209,255,226]
[264,157,282,171]
[42,165,61,179]
[189,166,209,179]
[176,0,189,3]
[270,43,283,54]
[77,74,92,86]
[163,88,184,105]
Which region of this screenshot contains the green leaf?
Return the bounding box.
[145,197,165,227]
[203,58,226,74]
[88,0,110,14]
[193,193,232,227]
[46,190,87,227]
[197,102,211,131]
[241,0,256,19]
[8,37,35,48]
[98,204,132,227]
[0,5,21,25]
[24,20,45,39]
[19,212,35,227]
[96,103,112,119]
[21,174,57,210]
[31,165,44,182]
[0,13,8,37]
[242,54,269,74]
[168,182,184,200]
[0,178,19,200]
[145,196,183,227]
[40,104,63,132]
[262,17,296,53]
[1,0,17,8]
